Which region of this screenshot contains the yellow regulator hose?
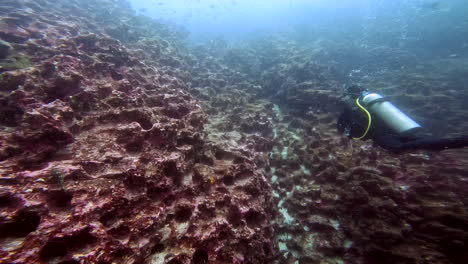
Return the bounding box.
[353,97,372,140]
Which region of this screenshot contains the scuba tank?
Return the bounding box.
[360,92,421,133]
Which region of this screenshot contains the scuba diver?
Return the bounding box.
[337,85,468,153]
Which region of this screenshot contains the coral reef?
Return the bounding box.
[183,31,468,264]
[0,0,467,264]
[0,1,274,263]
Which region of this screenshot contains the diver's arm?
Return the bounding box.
[337,106,369,139]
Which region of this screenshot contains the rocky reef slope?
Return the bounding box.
[190,37,468,264]
[0,1,274,263]
[0,0,467,264]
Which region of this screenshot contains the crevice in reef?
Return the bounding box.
[192,249,209,264]
[0,209,41,239]
[46,190,73,210]
[174,205,193,223]
[39,229,98,262]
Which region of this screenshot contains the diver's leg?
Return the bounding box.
[399,136,468,152]
[372,134,406,153]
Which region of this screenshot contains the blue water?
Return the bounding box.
[128,0,468,57]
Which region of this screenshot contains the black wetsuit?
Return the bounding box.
[337,104,468,154]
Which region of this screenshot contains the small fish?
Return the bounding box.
[421,1,451,12]
[139,8,147,13]
[158,2,163,5]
